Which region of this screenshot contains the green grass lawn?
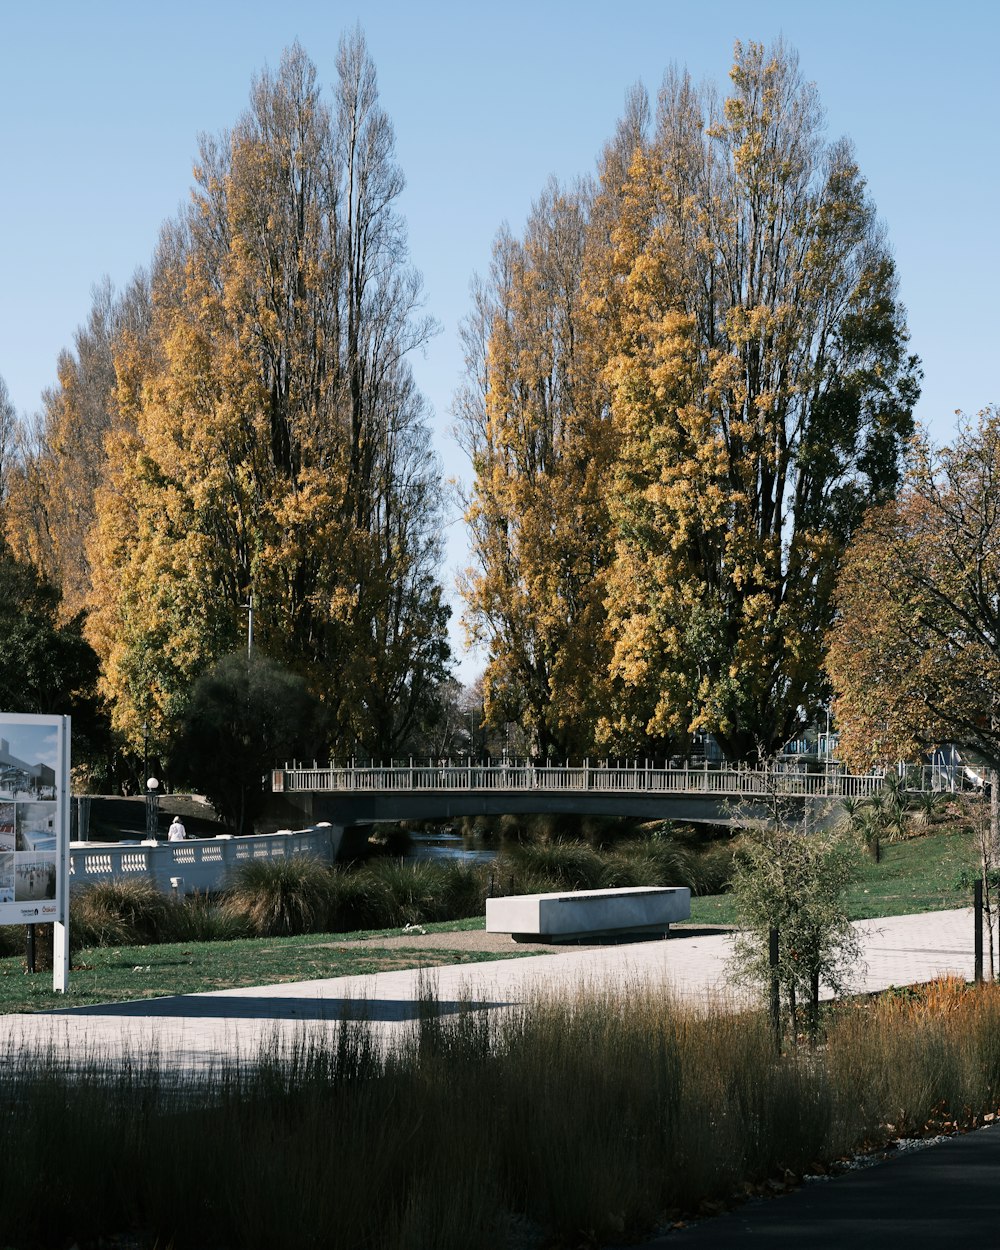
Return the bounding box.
[0,918,511,1015]
[689,825,979,927]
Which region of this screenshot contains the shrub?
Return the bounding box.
[499,839,608,891]
[363,859,452,927]
[497,812,524,840]
[71,878,186,947]
[690,839,738,895]
[437,861,489,920]
[222,856,337,937]
[603,837,695,889]
[327,867,394,932]
[172,891,248,942]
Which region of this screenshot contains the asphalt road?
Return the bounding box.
[630,1123,1000,1247]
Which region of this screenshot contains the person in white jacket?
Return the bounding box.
[167,817,187,841]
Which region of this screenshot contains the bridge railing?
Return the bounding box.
[69,824,340,894]
[272,763,889,799]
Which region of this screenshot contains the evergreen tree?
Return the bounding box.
[0,540,107,766]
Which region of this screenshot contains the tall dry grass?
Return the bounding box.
[2,978,999,1248]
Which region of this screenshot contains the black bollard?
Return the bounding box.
[974,877,984,984]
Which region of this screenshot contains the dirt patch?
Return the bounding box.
[330,929,640,955]
[289,923,735,959]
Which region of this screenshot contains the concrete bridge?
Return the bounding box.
[66,763,905,895]
[272,762,888,833]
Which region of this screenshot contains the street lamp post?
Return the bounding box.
[242,594,254,657]
[145,776,160,843]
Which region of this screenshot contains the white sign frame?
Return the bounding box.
[0,713,70,991]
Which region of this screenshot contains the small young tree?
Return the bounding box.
[728,778,863,1043]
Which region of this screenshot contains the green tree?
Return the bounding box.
[0,540,107,768]
[728,794,862,1041]
[596,42,920,758]
[172,651,319,835]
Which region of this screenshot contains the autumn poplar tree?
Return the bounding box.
[595,42,920,758]
[87,34,448,757]
[4,276,151,617]
[457,180,613,758]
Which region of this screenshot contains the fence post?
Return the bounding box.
[974,877,984,984]
[769,927,781,1054]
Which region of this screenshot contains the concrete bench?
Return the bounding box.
[486,885,691,943]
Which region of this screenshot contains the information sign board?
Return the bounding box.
[0,714,70,989]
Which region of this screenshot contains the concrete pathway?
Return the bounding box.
[1,907,983,1070]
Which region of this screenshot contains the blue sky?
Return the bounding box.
[2,1,997,679]
[0,719,62,773]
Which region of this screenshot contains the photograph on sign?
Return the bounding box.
[0,717,67,928]
[16,802,57,850]
[0,802,13,851]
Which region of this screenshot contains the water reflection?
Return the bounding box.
[405,825,497,864]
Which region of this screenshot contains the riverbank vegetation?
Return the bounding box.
[56,826,725,949]
[0,815,981,1014]
[2,977,998,1249]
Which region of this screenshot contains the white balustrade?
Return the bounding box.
[69,824,339,895]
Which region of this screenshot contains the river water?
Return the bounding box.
[405,825,498,864]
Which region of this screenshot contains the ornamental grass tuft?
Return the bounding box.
[221,856,338,937]
[71,877,188,947]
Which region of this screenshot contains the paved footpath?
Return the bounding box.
[2,907,983,1070]
[618,1122,1000,1247]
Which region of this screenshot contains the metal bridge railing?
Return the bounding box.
[271,763,894,799]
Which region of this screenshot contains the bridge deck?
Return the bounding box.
[273,763,890,799]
